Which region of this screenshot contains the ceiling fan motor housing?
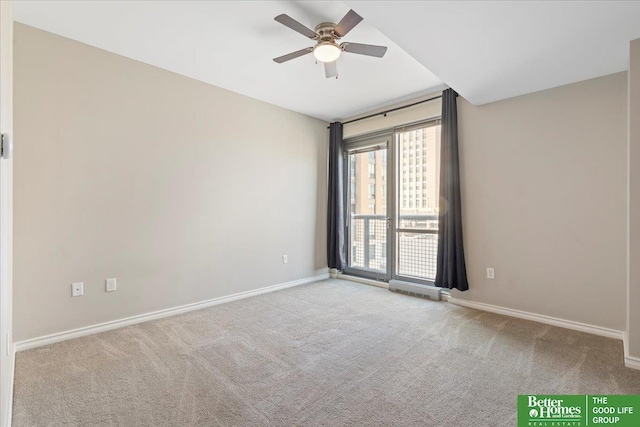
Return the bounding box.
[315,22,340,42]
[312,22,343,63]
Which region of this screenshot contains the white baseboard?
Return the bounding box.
[623,332,640,370]
[5,344,16,427]
[3,343,14,427]
[625,358,640,370]
[448,297,625,341]
[337,273,389,289]
[15,274,329,352]
[450,296,640,371]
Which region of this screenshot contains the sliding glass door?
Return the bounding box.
[344,135,391,281]
[344,119,441,284]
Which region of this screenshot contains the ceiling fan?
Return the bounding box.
[273,9,388,78]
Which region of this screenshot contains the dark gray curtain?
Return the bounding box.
[327,122,346,270]
[435,89,469,291]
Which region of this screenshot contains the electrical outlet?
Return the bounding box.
[486,268,495,279]
[71,282,84,297]
[105,278,117,292]
[282,255,288,264]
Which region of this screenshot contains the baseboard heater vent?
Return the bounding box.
[389,280,442,301]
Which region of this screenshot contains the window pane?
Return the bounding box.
[398,126,441,231]
[397,124,441,280]
[397,233,438,279]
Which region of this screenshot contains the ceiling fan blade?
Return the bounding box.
[324,61,338,78]
[274,14,317,39]
[273,48,313,64]
[342,42,387,58]
[333,9,363,37]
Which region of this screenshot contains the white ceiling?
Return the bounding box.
[13,1,640,119]
[349,1,640,105]
[12,1,444,122]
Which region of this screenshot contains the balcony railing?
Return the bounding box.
[349,214,438,280]
[349,215,388,272]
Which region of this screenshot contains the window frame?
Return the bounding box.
[342,117,442,284]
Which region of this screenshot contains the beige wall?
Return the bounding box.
[13,24,328,342]
[455,72,628,331]
[628,39,640,356]
[12,22,631,344]
[341,75,628,332]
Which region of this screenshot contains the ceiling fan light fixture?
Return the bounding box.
[313,42,341,63]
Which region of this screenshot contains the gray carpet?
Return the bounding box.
[12,279,640,426]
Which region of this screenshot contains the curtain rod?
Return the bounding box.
[329,94,443,128]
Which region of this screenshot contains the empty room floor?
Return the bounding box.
[12,279,640,426]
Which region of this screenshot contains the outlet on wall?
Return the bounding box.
[486,268,495,279]
[71,282,84,297]
[282,255,288,264]
[105,278,117,292]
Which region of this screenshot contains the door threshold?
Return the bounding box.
[337,273,389,290]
